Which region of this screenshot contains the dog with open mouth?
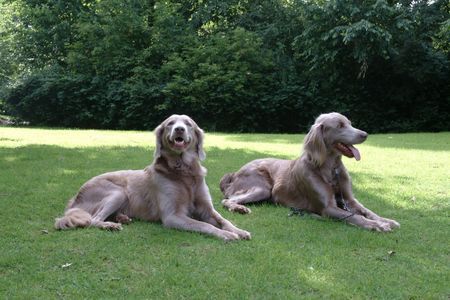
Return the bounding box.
[55,114,251,241]
[220,112,400,232]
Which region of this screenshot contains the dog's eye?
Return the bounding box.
[338,122,345,128]
[167,121,174,126]
[184,121,192,127]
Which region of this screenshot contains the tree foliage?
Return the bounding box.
[1,0,449,132]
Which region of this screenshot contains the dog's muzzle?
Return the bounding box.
[168,126,190,151]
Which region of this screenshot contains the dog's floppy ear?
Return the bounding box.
[194,125,206,161]
[303,123,326,167]
[153,123,164,159]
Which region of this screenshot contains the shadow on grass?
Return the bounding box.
[0,137,19,142]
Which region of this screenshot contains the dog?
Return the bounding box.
[220,112,400,232]
[55,114,251,241]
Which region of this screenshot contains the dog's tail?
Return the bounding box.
[219,172,235,194]
[55,207,92,230]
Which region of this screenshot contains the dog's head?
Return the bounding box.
[303,112,368,166]
[154,114,206,161]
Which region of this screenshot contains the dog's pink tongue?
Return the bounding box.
[348,145,361,161]
[174,140,185,148]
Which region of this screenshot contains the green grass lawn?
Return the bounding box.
[0,127,449,299]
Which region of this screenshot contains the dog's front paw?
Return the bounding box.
[235,228,251,240]
[221,231,240,242]
[229,205,252,214]
[372,221,392,233]
[385,218,400,229]
[101,222,123,231]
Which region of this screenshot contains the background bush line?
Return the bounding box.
[1,0,449,132]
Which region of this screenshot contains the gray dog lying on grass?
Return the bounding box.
[221,112,400,232]
[55,114,251,241]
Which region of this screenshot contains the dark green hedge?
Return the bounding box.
[2,0,449,132]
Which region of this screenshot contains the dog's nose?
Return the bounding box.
[360,131,368,140]
[175,126,185,133]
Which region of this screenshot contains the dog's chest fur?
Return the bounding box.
[154,156,204,193]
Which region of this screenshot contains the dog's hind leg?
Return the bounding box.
[222,186,270,214]
[90,190,127,231]
[114,213,132,224]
